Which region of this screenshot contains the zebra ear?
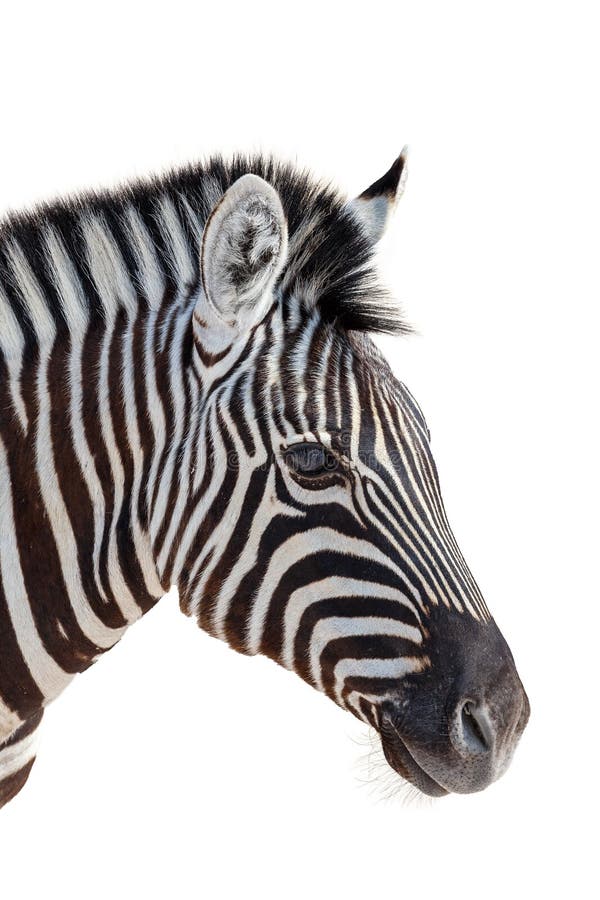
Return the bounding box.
[348,147,409,243]
[200,174,288,330]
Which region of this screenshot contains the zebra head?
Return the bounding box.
[180,153,529,797]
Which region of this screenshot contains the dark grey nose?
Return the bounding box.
[452,699,494,756]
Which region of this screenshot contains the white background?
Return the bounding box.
[0,2,597,898]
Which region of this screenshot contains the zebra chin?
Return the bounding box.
[379,725,450,797]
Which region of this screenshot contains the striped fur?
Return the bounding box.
[0,154,528,806]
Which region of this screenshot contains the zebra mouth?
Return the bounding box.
[380,723,449,798]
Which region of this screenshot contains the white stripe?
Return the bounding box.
[0,284,28,431]
[282,214,323,297]
[346,348,361,460]
[333,656,427,707]
[44,226,88,335]
[177,191,204,248]
[156,370,201,577]
[0,702,22,745]
[156,195,196,286]
[143,308,168,520]
[120,313,164,598]
[312,328,334,434]
[309,616,422,690]
[81,213,137,318]
[95,316,145,622]
[345,691,370,721]
[0,727,40,781]
[5,240,55,338]
[123,206,165,310]
[289,314,319,432]
[149,309,192,540]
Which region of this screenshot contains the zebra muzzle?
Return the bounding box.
[377,621,530,797]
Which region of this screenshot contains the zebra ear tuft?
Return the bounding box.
[200,174,288,329]
[348,147,409,243]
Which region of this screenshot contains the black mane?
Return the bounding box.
[0,154,410,336]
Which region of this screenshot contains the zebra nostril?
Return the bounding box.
[457,700,493,755]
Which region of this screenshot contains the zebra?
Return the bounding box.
[0,149,529,808]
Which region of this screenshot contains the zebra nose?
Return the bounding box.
[451,699,494,756]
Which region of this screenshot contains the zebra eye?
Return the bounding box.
[283,442,339,479]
